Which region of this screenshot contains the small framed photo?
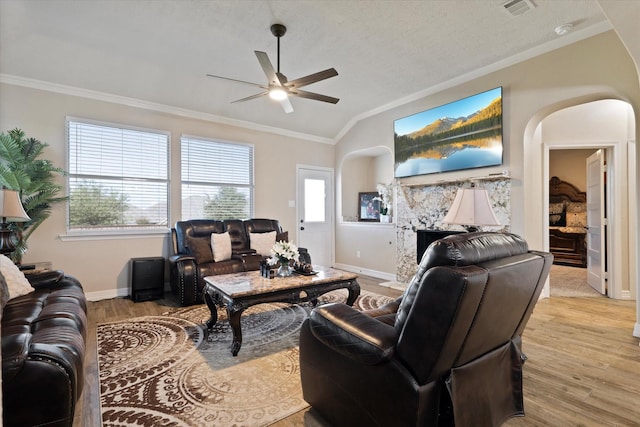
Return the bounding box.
[358,192,380,222]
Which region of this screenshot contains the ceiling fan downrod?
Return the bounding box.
[270,24,287,74]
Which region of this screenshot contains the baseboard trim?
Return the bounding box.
[620,290,633,300]
[85,288,129,302]
[333,263,396,282]
[85,283,171,301]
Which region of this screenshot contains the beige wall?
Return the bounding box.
[335,31,640,284]
[549,149,598,191]
[0,83,334,299]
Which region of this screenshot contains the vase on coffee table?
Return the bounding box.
[277,260,293,277]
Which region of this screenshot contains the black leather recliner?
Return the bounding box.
[299,232,552,427]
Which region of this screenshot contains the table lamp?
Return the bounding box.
[442,184,500,232]
[0,188,30,255]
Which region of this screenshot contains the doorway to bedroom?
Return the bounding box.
[541,99,636,301]
[548,148,606,298]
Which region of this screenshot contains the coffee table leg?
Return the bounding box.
[203,290,218,330]
[227,305,244,356]
[345,279,361,306]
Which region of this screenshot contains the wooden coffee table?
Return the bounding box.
[203,266,360,356]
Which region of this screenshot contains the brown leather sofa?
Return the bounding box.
[300,232,552,427]
[169,218,308,306]
[1,270,87,427]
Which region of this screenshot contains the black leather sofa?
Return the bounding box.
[169,218,309,306]
[1,269,87,427]
[300,232,552,427]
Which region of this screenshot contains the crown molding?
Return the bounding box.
[333,21,613,142]
[0,74,334,145]
[0,20,612,147]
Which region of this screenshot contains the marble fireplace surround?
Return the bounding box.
[394,176,511,284]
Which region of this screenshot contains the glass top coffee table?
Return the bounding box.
[203,266,360,356]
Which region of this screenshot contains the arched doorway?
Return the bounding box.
[524,98,636,301]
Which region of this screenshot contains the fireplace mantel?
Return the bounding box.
[400,171,510,188]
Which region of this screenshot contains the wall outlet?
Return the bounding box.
[356,250,361,258]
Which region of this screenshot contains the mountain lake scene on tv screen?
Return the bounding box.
[394,87,503,178]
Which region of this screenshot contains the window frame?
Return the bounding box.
[64,116,171,238]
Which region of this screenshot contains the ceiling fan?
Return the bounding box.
[206,24,339,114]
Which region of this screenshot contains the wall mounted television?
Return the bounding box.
[394,87,503,178]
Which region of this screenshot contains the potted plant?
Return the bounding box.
[0,128,67,264]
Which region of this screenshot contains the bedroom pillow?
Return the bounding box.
[0,254,35,300]
[211,232,232,262]
[549,212,566,227]
[566,212,587,227]
[549,202,565,214]
[566,202,586,213]
[250,231,277,256]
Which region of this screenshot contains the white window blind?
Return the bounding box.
[67,119,169,231]
[181,136,254,220]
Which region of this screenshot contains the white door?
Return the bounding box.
[586,150,606,294]
[296,166,333,267]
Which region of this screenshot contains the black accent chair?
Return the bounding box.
[300,232,552,427]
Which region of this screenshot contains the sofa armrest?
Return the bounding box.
[25,269,65,288]
[168,254,198,306]
[168,253,196,264]
[309,303,397,365]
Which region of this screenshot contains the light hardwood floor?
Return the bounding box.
[76,276,640,427]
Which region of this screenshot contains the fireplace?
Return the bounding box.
[416,230,465,264]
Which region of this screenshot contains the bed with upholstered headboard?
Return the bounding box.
[549,176,587,267]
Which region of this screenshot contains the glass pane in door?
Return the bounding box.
[304,178,325,222]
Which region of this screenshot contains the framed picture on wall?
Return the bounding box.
[358,192,380,222]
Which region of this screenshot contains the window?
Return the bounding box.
[67,119,169,233]
[181,136,254,220]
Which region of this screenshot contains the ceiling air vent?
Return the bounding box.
[502,0,536,16]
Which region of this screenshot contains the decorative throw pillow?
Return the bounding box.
[250,231,277,256]
[0,254,35,300]
[566,212,587,227]
[276,231,289,242]
[185,235,214,264]
[0,269,10,310]
[211,232,232,262]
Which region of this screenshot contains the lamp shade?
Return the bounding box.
[442,187,500,227]
[0,189,30,222]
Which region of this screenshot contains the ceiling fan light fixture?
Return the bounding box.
[269,87,288,100]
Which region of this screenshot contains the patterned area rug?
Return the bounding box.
[97,290,394,427]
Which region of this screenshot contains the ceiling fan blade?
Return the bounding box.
[286,68,338,89]
[255,51,286,86]
[279,97,294,114]
[231,92,269,103]
[206,74,268,90]
[290,89,339,104]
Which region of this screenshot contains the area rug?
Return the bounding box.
[97,290,394,427]
[549,264,602,297]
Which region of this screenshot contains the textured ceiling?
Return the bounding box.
[0,0,611,142]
